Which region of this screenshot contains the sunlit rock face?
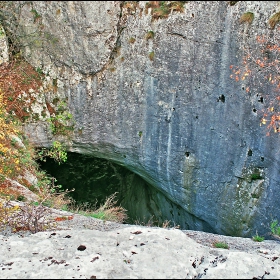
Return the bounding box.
[2,1,280,237]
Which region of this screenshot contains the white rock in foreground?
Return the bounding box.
[1,226,280,279]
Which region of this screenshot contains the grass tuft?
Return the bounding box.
[239,12,254,24]
[145,30,155,40]
[145,1,186,21]
[213,241,229,249]
[128,37,136,44]
[71,192,127,224]
[268,12,280,29]
[252,233,265,242]
[149,51,155,61]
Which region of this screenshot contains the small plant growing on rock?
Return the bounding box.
[145,30,155,40]
[250,172,263,181]
[145,1,186,21]
[239,12,254,24]
[228,1,239,6]
[213,241,229,249]
[149,51,155,61]
[270,219,280,236]
[252,232,265,242]
[268,12,280,29]
[30,8,41,23]
[37,141,68,165]
[128,37,136,44]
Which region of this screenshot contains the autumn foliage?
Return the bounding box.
[0,57,43,122]
[0,56,43,199]
[230,26,280,135]
[0,89,22,180]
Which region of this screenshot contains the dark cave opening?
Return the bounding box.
[37,151,191,227]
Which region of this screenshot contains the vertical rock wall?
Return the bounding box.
[1,1,280,237]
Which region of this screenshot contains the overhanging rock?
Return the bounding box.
[2,1,280,237]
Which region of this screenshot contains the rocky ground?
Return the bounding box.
[1,207,280,279]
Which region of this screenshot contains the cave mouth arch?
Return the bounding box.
[37,151,191,228]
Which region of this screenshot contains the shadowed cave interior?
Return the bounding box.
[37,151,198,229]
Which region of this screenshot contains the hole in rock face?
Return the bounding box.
[217,94,225,103]
[37,152,196,229]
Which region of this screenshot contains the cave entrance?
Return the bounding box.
[37,151,187,227]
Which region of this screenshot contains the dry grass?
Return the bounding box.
[239,12,254,24]
[145,31,155,40]
[128,37,136,44]
[145,1,186,21]
[268,12,280,29]
[134,216,180,229]
[169,1,185,13]
[149,51,155,61]
[228,1,238,6]
[0,199,56,233]
[70,192,128,224]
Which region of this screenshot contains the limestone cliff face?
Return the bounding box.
[1,1,280,237]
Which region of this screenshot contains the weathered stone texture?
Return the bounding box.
[0,24,8,64]
[1,1,280,237]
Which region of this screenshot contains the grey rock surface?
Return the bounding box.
[1,1,280,237]
[1,214,280,279]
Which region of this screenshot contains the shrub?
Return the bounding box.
[0,198,56,233]
[37,141,68,165]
